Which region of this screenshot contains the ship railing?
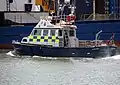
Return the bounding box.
[78,13,120,20]
[86,14,93,20]
[78,40,103,47]
[40,15,76,23]
[78,40,115,47]
[4,12,49,24]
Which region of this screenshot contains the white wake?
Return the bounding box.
[102,55,120,60]
[32,56,71,60]
[6,51,120,60]
[6,51,15,57]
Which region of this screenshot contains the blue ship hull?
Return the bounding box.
[1,20,120,49]
[76,20,120,40]
[0,25,34,49]
[13,43,117,58]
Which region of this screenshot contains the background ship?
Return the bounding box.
[0,0,120,49]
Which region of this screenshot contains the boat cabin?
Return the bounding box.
[21,19,78,47]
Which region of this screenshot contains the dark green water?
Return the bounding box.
[0,52,120,85]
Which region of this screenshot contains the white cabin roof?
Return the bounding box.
[34,18,77,29]
[34,19,62,29]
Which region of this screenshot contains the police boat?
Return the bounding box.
[12,16,117,58]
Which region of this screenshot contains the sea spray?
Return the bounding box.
[6,51,15,57]
[102,55,120,60]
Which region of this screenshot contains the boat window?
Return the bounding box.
[50,1,54,10]
[50,30,55,36]
[43,29,48,36]
[23,39,27,42]
[33,30,37,35]
[31,29,42,35]
[59,30,62,36]
[69,30,75,36]
[31,30,37,35]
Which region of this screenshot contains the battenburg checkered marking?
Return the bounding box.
[28,35,59,43]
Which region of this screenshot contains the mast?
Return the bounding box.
[6,0,13,11]
[6,0,10,11]
[93,0,96,20]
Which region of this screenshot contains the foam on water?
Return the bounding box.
[32,56,71,60]
[6,51,120,61]
[6,51,32,58]
[32,55,40,58]
[102,55,120,60]
[1,52,120,85]
[6,51,15,57]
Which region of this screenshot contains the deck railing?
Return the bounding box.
[77,13,120,20]
[78,40,115,47]
[4,12,49,24]
[4,12,120,25]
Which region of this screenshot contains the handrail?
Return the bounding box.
[95,30,102,47]
[86,14,93,20]
[5,12,49,24]
[78,13,120,20]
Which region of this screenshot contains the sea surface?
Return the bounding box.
[0,51,120,85]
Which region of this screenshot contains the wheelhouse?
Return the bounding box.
[21,19,77,47]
